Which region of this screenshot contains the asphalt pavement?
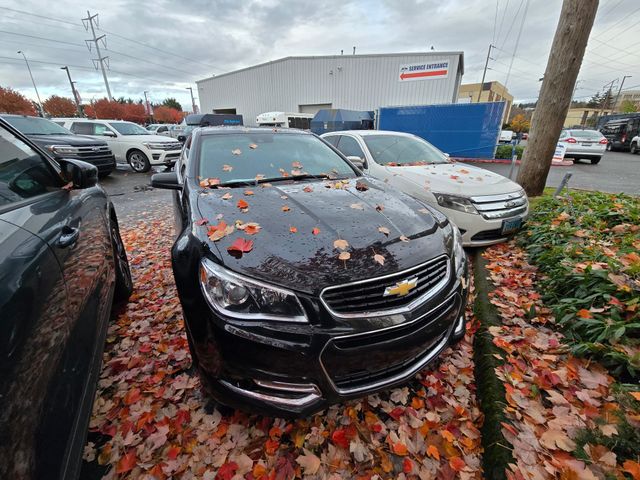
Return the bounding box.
[470,150,639,195]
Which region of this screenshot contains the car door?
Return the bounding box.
[94,123,126,162]
[0,123,112,479]
[335,135,369,171]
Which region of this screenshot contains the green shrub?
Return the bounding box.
[518,191,640,380]
[494,145,525,159]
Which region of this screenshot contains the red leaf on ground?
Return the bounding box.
[115,450,136,473]
[216,461,238,480]
[331,429,349,449]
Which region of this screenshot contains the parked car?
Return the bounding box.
[178,114,244,142]
[322,130,528,246]
[631,135,639,154]
[522,132,529,140]
[151,127,468,416]
[600,117,640,151]
[0,117,132,479]
[147,123,184,138]
[498,130,514,143]
[1,114,115,177]
[54,118,182,173]
[558,129,607,164]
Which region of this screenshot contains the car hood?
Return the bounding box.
[383,162,521,196]
[195,178,452,294]
[117,134,180,143]
[27,134,108,147]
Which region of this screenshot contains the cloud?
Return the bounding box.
[1,0,638,111]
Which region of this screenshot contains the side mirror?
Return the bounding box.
[59,158,98,189]
[346,155,365,169]
[151,172,182,190]
[177,135,186,143]
[103,131,117,137]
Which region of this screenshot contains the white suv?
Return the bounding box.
[54,118,182,173]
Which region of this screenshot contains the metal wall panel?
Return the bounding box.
[197,53,463,126]
[379,102,505,159]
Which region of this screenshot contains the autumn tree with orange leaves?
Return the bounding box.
[0,86,37,116]
[153,106,184,124]
[43,95,77,117]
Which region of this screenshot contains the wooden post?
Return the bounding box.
[516,0,599,196]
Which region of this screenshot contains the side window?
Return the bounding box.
[323,135,340,147]
[93,124,112,136]
[158,126,167,133]
[70,122,94,135]
[337,136,365,159]
[0,126,62,207]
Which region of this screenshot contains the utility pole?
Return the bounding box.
[598,78,618,120]
[17,51,43,116]
[60,66,83,116]
[516,0,598,197]
[477,44,494,102]
[82,11,112,101]
[613,75,632,112]
[186,87,198,113]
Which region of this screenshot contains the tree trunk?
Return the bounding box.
[516,0,599,196]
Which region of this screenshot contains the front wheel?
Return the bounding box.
[127,149,151,173]
[631,142,639,154]
[110,219,133,302]
[590,157,601,165]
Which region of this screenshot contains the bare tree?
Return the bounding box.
[517,0,599,196]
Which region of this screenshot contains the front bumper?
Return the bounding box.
[175,250,469,417]
[564,146,605,158]
[149,148,181,166]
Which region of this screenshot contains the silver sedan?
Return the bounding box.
[559,129,607,164]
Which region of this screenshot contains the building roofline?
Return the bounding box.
[196,51,465,84]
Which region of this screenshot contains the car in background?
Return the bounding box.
[151,126,468,416]
[1,114,115,177]
[256,111,313,129]
[147,123,184,138]
[600,117,640,151]
[0,117,132,479]
[498,130,514,143]
[54,118,182,173]
[631,135,639,154]
[559,129,607,164]
[322,130,528,246]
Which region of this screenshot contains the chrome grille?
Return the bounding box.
[159,143,182,151]
[320,255,449,317]
[470,190,528,220]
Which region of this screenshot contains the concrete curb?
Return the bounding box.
[454,158,574,167]
[471,251,514,480]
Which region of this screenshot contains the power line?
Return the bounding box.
[592,5,640,40]
[104,47,202,77]
[0,6,83,27]
[492,1,499,44]
[0,29,84,47]
[504,0,530,88]
[494,0,511,58]
[498,0,525,52]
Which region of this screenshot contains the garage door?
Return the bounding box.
[299,103,332,115]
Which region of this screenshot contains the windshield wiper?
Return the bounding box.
[256,174,331,184]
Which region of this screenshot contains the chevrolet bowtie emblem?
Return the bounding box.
[383,277,418,297]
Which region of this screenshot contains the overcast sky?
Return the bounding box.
[1,0,639,111]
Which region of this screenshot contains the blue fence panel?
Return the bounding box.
[378,102,505,158]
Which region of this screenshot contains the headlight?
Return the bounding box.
[434,193,478,214]
[47,145,78,155]
[199,258,307,323]
[451,224,467,278]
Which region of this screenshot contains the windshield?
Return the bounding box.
[147,125,160,131]
[110,122,150,135]
[568,130,604,140]
[362,134,448,166]
[3,116,72,135]
[198,133,358,183]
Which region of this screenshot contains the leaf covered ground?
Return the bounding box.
[483,242,640,480]
[83,214,484,479]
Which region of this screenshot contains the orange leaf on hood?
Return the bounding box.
[227,237,253,258]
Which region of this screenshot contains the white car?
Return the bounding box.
[559,129,607,164]
[321,130,529,246]
[54,118,182,173]
[147,123,184,138]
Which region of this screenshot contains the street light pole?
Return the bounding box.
[60,66,83,116]
[613,75,632,112]
[186,87,198,113]
[17,51,43,116]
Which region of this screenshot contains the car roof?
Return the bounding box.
[198,126,312,136]
[54,118,134,123]
[322,130,415,137]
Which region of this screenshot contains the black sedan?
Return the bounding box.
[0,118,132,479]
[152,127,468,416]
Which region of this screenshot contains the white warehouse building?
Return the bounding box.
[196,52,464,126]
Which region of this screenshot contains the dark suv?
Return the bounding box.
[152,127,468,416]
[600,116,640,152]
[1,115,116,177]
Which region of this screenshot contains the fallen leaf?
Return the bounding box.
[221,192,232,200]
[350,203,364,210]
[296,449,321,475]
[312,227,320,235]
[249,143,257,149]
[195,218,208,226]
[399,235,410,242]
[378,226,390,236]
[375,204,384,212]
[576,309,592,319]
[427,445,440,461]
[240,222,261,235]
[355,181,369,191]
[449,456,465,472]
[237,199,249,210]
[200,178,221,188]
[338,252,351,261]
[630,392,640,401]
[115,450,136,474]
[208,221,234,242]
[244,190,254,196]
[292,161,303,168]
[231,148,241,155]
[303,185,313,193]
[227,237,253,258]
[290,226,297,233]
[222,164,233,172]
[62,181,73,191]
[623,460,640,480]
[540,429,576,451]
[334,239,349,250]
[281,205,290,212]
[373,253,385,265]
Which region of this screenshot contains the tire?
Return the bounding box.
[631,142,639,155]
[110,217,133,303]
[606,143,612,152]
[127,149,151,173]
[590,157,601,165]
